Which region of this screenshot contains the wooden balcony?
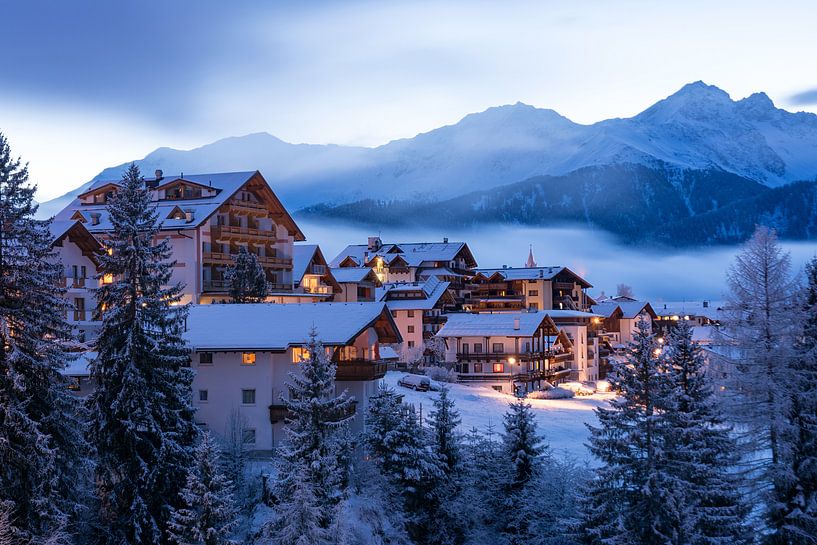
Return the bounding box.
[210,225,278,242]
[202,251,292,269]
[334,360,388,381]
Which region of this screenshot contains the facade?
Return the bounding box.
[291,244,342,301]
[436,312,573,394]
[49,220,104,340]
[545,310,603,382]
[330,267,381,302]
[378,276,456,359]
[467,266,593,312]
[652,300,724,337]
[54,170,305,305]
[184,302,401,454]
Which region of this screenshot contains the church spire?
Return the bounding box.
[525,244,537,268]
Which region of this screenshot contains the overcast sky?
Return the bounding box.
[2,0,816,200]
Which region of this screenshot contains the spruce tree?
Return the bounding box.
[427,386,462,473]
[663,320,750,545]
[269,329,354,541]
[582,318,676,545]
[167,433,238,545]
[88,163,198,545]
[0,132,89,543]
[771,256,817,544]
[225,246,267,303]
[502,399,546,488]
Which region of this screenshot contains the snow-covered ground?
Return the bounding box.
[381,371,615,464]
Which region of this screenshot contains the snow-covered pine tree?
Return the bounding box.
[271,328,354,536]
[222,409,249,510]
[167,433,238,545]
[770,256,817,544]
[267,469,331,545]
[663,320,750,545]
[582,318,676,545]
[427,386,462,473]
[225,246,267,303]
[0,132,89,544]
[721,225,799,529]
[502,399,546,489]
[87,163,198,545]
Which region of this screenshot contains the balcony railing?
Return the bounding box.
[70,310,100,323]
[334,360,388,381]
[202,251,292,268]
[455,351,565,362]
[210,225,277,241]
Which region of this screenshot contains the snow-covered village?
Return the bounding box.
[3,2,817,545]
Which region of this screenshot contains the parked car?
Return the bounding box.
[398,374,431,391]
[560,381,595,396]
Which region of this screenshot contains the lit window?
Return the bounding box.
[199,352,213,364]
[102,273,114,285]
[199,390,208,402]
[492,363,504,373]
[291,347,310,363]
[241,389,256,404]
[242,429,256,445]
[242,352,256,365]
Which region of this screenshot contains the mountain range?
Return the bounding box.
[39,81,817,246]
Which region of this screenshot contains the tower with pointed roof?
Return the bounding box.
[525,245,537,268]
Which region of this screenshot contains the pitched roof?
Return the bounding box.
[49,220,103,261]
[545,309,603,320]
[615,301,657,319]
[330,241,477,269]
[590,302,623,319]
[54,171,305,240]
[436,312,557,338]
[292,244,319,283]
[473,266,592,287]
[330,267,380,284]
[377,277,453,310]
[184,302,401,350]
[653,301,725,320]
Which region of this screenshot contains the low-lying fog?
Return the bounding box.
[298,219,817,302]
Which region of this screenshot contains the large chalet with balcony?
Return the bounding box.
[467,266,594,313]
[54,170,306,305]
[436,312,574,395]
[184,302,401,453]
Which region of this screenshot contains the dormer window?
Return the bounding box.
[89,213,101,226]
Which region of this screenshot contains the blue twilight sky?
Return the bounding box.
[2,0,816,200]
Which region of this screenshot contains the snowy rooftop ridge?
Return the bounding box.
[184,302,400,350]
[437,312,556,337]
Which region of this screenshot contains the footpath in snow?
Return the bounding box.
[380,371,614,464]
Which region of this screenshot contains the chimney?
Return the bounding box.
[513,318,520,330]
[363,251,369,264]
[155,169,163,181]
[703,300,709,308]
[443,237,448,243]
[184,209,194,223]
[367,236,382,251]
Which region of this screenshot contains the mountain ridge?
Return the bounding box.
[37,81,817,246]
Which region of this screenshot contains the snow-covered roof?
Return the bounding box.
[330,241,477,269]
[607,300,656,319]
[546,310,603,320]
[590,302,622,319]
[330,267,379,284]
[54,171,305,240]
[417,267,467,279]
[378,277,453,310]
[379,346,399,360]
[291,244,320,284]
[184,302,401,350]
[474,266,592,288]
[437,312,557,338]
[653,300,725,321]
[691,325,717,344]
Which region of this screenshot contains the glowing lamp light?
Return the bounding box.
[508,357,517,365]
[657,337,664,344]
[653,348,662,356]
